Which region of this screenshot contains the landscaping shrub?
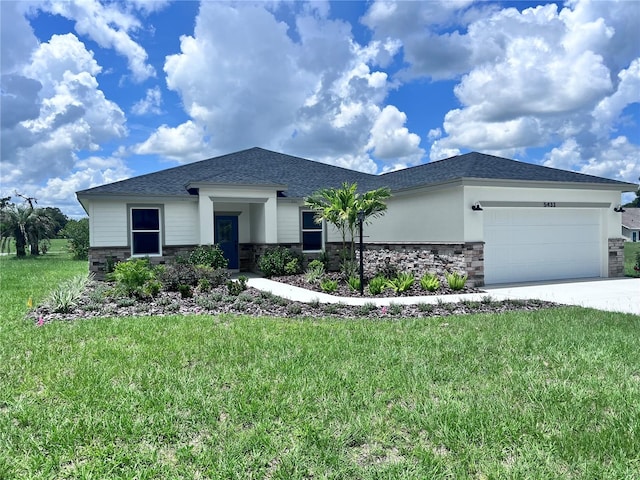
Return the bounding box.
[347,275,361,291]
[227,276,247,296]
[258,246,302,277]
[420,272,440,292]
[158,263,200,291]
[108,258,158,298]
[368,276,387,295]
[445,271,468,290]
[386,272,415,294]
[46,273,93,313]
[285,258,301,275]
[340,259,358,280]
[178,284,193,298]
[159,263,229,292]
[188,244,228,269]
[305,260,325,283]
[320,278,338,293]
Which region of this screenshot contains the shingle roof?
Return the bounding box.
[622,208,640,229]
[77,147,636,199]
[381,152,634,190]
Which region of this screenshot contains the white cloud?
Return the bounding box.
[35,0,155,82]
[153,1,424,173]
[591,58,640,136]
[402,0,640,184]
[544,136,640,188]
[1,32,126,205]
[131,86,163,115]
[367,105,424,163]
[133,121,209,163]
[35,156,133,217]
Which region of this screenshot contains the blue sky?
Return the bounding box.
[1,0,639,217]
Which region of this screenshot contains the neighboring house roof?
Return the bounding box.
[622,208,640,230]
[76,147,638,199]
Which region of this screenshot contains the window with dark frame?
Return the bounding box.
[301,211,322,252]
[131,207,161,255]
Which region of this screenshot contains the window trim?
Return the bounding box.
[128,205,163,257]
[300,209,324,252]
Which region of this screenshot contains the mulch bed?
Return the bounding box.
[31,275,557,324]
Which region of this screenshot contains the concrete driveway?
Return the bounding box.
[485,277,640,315]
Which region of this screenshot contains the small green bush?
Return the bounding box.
[227,276,247,296]
[159,264,229,291]
[285,258,301,275]
[420,272,440,292]
[368,276,387,295]
[286,303,303,315]
[258,246,302,277]
[158,263,200,291]
[305,261,325,284]
[357,302,377,315]
[347,276,361,291]
[189,244,228,269]
[46,273,93,313]
[386,272,414,294]
[445,271,468,291]
[317,250,331,271]
[340,260,358,280]
[178,284,193,298]
[108,258,157,298]
[320,278,338,293]
[388,303,403,315]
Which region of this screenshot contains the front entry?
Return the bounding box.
[214,215,239,269]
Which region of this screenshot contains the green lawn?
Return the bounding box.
[624,241,640,276]
[1,248,639,478]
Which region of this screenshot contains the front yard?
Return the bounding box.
[1,246,639,478]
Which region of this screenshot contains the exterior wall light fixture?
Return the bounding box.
[471,202,483,211]
[614,205,625,213]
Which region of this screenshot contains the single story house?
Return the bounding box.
[76,147,637,286]
[622,208,640,242]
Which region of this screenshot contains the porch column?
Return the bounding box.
[198,194,214,245]
[264,196,278,243]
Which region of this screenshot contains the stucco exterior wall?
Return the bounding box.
[365,187,464,242]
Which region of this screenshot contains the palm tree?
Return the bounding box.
[0,201,56,257]
[305,182,391,261]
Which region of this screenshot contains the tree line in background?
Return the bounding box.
[0,194,89,260]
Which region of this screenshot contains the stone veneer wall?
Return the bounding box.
[244,241,485,287]
[91,242,485,285]
[89,245,196,280]
[356,242,485,287]
[608,238,625,278]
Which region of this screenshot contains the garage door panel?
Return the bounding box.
[484,208,601,284]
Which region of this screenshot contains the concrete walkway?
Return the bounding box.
[244,275,639,315]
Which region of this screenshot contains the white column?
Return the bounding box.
[198,194,214,245]
[264,196,278,243]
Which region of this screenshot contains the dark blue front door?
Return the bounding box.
[215,215,239,269]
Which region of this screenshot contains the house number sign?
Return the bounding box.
[543,202,556,207]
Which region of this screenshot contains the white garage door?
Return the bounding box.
[483,208,602,285]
